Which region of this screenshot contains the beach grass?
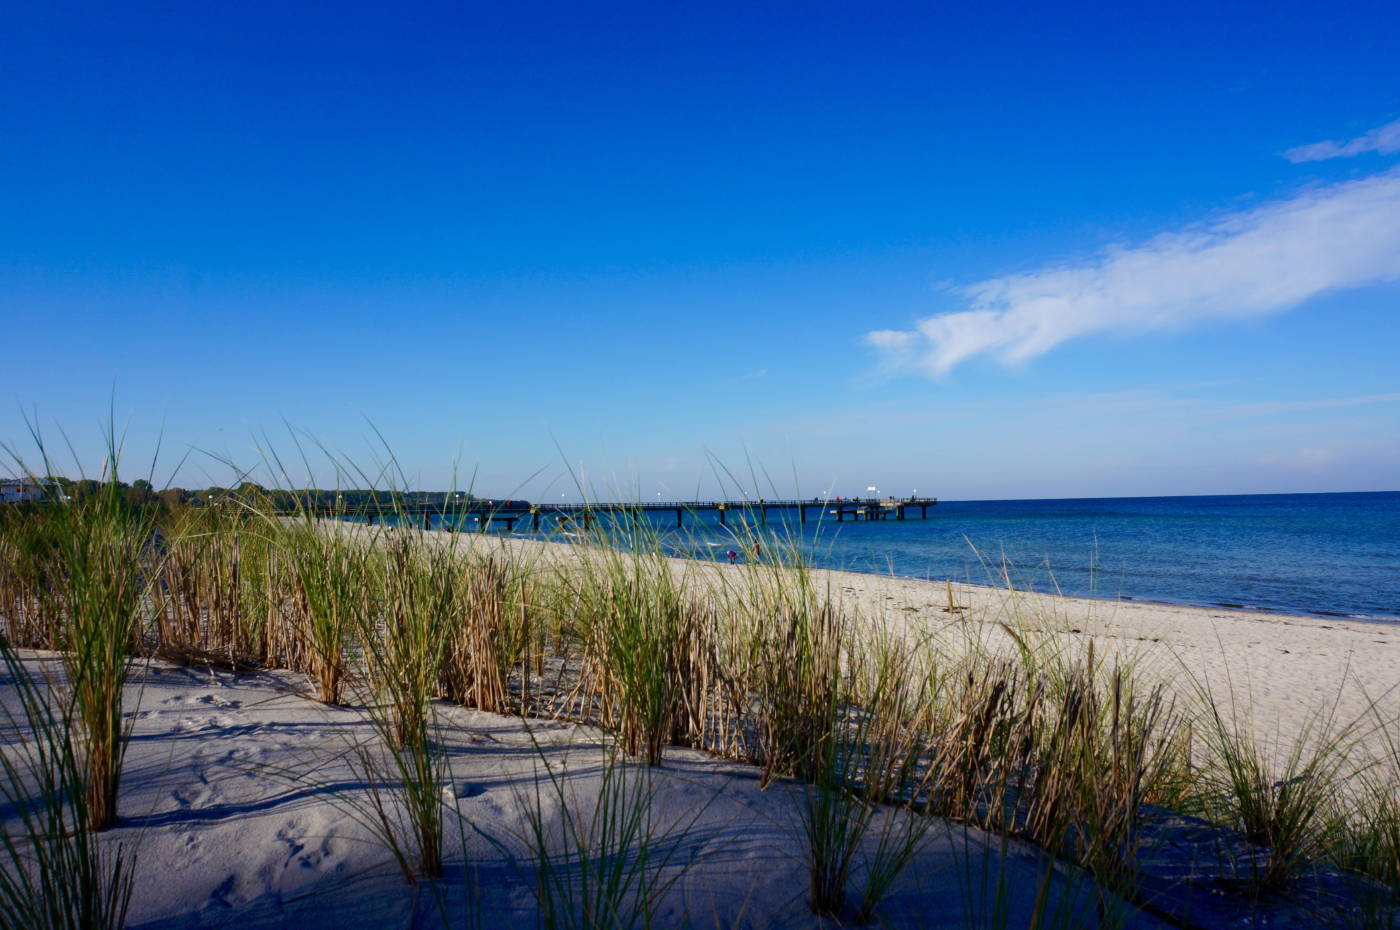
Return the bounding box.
[278,514,373,706]
[4,436,1400,927]
[1196,679,1359,890]
[1,429,160,832]
[352,526,462,879]
[519,733,704,930]
[0,642,135,930]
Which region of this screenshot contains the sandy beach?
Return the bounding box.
[432,529,1400,753]
[4,528,1395,928]
[4,654,1159,930]
[820,566,1400,752]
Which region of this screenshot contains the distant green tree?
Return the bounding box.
[71,479,102,501]
[123,479,156,507]
[156,487,187,509]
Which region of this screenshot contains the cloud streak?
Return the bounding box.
[1285,116,1400,162]
[868,168,1400,376]
[1215,391,1400,419]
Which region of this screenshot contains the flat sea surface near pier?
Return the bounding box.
[501,491,1400,622]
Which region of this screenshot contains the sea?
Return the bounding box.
[470,491,1400,623]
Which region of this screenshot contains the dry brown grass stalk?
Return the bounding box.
[441,554,514,712]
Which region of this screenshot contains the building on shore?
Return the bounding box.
[0,478,59,503]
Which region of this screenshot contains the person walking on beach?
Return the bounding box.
[726,548,738,564]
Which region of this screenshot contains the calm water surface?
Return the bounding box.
[495,492,1400,622]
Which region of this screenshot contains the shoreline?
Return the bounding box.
[412,527,1400,755]
[488,522,1400,626]
[860,569,1400,627]
[812,558,1400,765]
[502,524,1400,627]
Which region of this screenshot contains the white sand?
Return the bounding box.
[430,529,1400,753]
[6,530,1393,927]
[822,569,1400,752]
[4,653,1159,929]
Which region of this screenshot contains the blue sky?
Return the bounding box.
[4,1,1399,500]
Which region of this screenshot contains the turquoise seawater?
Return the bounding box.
[479,491,1399,622]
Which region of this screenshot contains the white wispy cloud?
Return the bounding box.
[867,167,1400,377]
[1214,391,1400,419]
[1285,116,1400,162]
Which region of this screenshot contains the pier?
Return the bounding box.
[286,497,938,532]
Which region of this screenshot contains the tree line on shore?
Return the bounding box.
[10,477,486,511]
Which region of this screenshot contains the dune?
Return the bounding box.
[4,651,1152,929]
[4,524,1394,928]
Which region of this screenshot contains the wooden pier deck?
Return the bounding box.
[291,497,938,532]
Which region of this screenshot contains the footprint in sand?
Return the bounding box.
[172,782,215,810]
[206,873,242,909]
[159,693,244,711]
[276,822,341,872]
[175,713,244,732]
[194,694,244,710]
[173,778,214,812]
[211,745,254,765]
[170,831,204,870]
[446,781,486,799]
